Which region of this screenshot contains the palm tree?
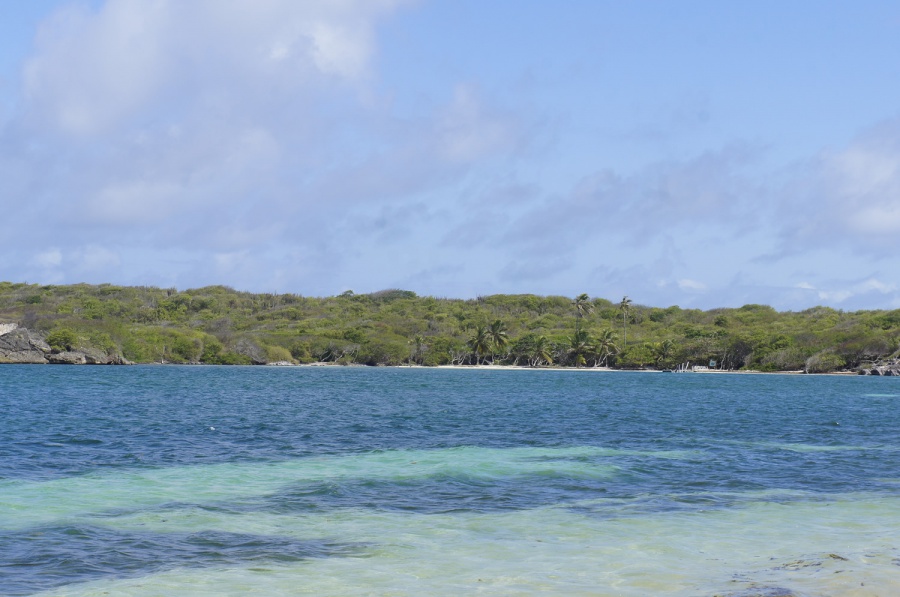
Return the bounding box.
[408,334,426,365]
[572,293,594,324]
[652,338,676,369]
[530,335,554,367]
[593,328,619,367]
[467,325,491,365]
[619,296,632,349]
[488,319,509,363]
[567,328,593,368]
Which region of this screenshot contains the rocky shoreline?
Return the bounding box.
[858,358,900,376]
[0,324,130,365]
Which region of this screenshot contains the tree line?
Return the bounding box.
[1,281,898,372]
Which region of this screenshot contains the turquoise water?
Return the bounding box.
[1,366,898,596]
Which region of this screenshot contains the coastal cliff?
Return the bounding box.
[0,323,129,365]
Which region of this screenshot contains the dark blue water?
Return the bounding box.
[1,366,898,595]
[3,366,895,490]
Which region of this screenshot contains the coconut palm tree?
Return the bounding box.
[530,335,554,367]
[593,328,619,367]
[572,293,594,324]
[567,328,593,368]
[467,325,491,365]
[652,338,676,369]
[488,319,509,363]
[619,296,632,349]
[408,334,426,365]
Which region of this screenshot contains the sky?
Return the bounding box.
[1,0,900,311]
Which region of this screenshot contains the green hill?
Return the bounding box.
[1,281,898,372]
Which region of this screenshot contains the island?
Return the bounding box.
[1,282,898,374]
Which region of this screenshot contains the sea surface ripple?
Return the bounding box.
[1,366,898,596]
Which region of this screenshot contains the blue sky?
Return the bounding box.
[2,0,900,310]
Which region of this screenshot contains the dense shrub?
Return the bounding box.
[805,351,846,373]
[46,328,77,352]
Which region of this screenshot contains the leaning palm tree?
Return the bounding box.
[572,293,594,325]
[530,335,554,367]
[467,325,492,365]
[487,319,509,363]
[619,296,632,349]
[593,328,619,367]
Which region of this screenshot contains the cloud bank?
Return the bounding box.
[1,1,899,311]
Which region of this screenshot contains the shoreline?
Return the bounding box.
[0,360,863,375]
[278,362,861,376]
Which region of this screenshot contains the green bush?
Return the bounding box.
[264,345,293,363]
[805,352,845,373]
[46,328,77,352]
[87,331,118,355]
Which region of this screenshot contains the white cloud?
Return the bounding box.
[2,0,542,298]
[677,278,706,291]
[309,20,371,78]
[30,248,62,268]
[437,84,520,162]
[779,118,900,254]
[23,0,171,135]
[22,0,411,136]
[791,277,895,305]
[830,142,900,237]
[88,180,184,225]
[4,1,900,312]
[78,245,121,271]
[213,250,251,274]
[26,245,120,277]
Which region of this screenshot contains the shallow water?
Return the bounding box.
[1,366,898,595]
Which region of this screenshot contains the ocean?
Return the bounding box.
[1,365,898,596]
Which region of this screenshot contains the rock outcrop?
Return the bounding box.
[0,326,52,363]
[47,350,87,365]
[0,323,131,365]
[858,358,900,376]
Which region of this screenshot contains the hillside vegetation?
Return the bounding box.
[1,282,899,372]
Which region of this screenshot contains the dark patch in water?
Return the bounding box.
[0,525,367,596]
[775,558,822,571]
[716,585,799,597]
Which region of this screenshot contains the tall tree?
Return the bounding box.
[593,328,619,367]
[467,325,491,365]
[652,338,676,368]
[530,335,554,367]
[572,293,594,323]
[567,328,593,368]
[619,296,632,349]
[488,319,509,364]
[408,334,426,365]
